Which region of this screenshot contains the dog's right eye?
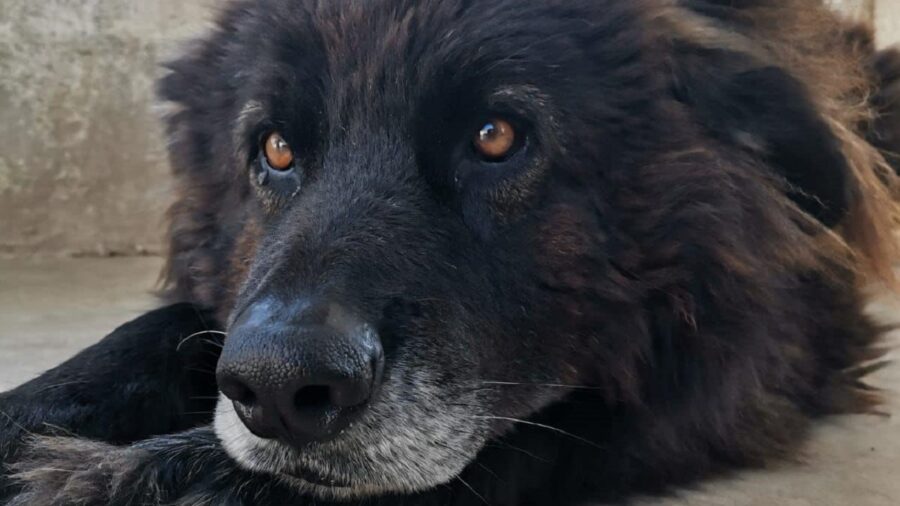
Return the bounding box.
[262,132,294,171]
[473,118,518,161]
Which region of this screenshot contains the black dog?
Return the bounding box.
[4,1,900,504]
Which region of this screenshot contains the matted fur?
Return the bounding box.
[5,1,900,505]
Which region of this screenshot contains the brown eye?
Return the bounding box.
[263,132,294,171]
[474,118,517,161]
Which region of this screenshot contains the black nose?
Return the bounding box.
[216,299,384,447]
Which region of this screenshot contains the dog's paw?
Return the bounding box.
[8,436,146,505]
[6,429,302,506]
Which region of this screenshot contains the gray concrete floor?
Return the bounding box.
[0,257,163,391]
[0,257,898,505]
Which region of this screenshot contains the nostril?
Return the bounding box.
[235,387,257,406]
[294,385,332,409]
[219,376,257,406]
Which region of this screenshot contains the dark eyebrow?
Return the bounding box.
[486,85,560,146]
[234,100,267,140]
[231,100,269,163]
[487,85,555,118]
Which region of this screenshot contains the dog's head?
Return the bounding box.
[159,0,890,499]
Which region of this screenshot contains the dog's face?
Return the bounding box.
[161,0,859,500]
[193,1,660,498]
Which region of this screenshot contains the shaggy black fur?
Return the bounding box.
[4,1,900,505]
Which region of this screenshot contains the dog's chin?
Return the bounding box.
[213,394,483,500]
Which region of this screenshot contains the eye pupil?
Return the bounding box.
[264,132,294,171]
[474,118,516,161]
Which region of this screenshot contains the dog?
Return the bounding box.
[3,1,900,504]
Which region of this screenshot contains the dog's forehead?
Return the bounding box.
[248,0,642,108]
[310,0,554,90]
[308,0,555,61]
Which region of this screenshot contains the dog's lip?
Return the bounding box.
[281,465,352,488]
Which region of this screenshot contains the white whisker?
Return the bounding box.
[480,381,606,390]
[456,476,489,505]
[176,330,228,351]
[472,415,604,451]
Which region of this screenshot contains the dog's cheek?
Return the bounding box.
[530,204,611,344]
[530,204,639,386]
[533,204,604,293]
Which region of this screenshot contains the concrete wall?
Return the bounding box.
[876,0,900,47]
[828,0,875,22]
[829,0,900,46]
[0,0,212,256]
[0,0,897,256]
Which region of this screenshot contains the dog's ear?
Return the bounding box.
[156,33,237,306]
[671,52,852,227]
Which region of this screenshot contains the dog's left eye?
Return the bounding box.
[473,118,518,161]
[262,132,294,171]
[254,131,303,194]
